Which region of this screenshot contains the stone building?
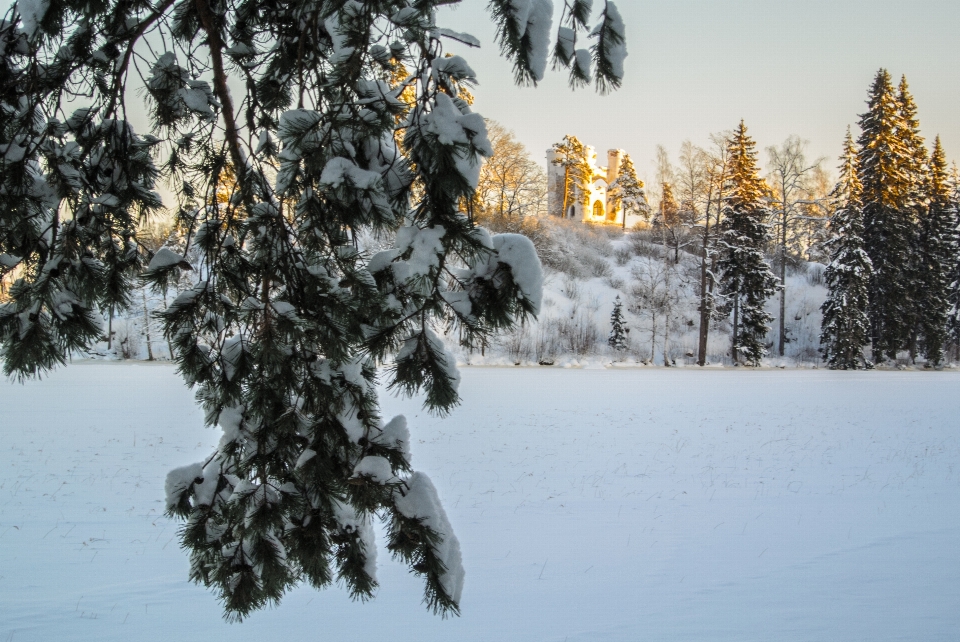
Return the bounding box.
[546,146,645,228]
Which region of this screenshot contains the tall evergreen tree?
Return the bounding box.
[948,163,960,359]
[717,121,778,366]
[550,134,592,218]
[608,295,628,352]
[896,76,929,209]
[0,0,626,621]
[895,76,928,360]
[858,69,913,361]
[608,153,648,228]
[820,128,873,370]
[656,181,680,228]
[917,137,958,366]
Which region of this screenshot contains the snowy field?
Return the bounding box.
[2,364,959,642]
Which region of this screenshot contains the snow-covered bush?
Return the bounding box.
[558,309,603,356]
[113,319,141,360]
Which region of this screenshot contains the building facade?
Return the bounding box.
[546,146,644,228]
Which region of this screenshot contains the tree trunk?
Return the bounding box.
[107,306,114,350]
[697,199,712,366]
[142,288,154,361]
[650,311,657,364]
[561,166,570,218]
[662,315,670,367]
[731,296,740,364]
[663,250,672,367]
[778,208,787,356]
[163,286,174,359]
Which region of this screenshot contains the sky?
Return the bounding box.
[436,0,960,184]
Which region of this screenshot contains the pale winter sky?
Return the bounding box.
[437,0,960,184]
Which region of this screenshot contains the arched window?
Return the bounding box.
[593,201,604,218]
[567,205,575,218]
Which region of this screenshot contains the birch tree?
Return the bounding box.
[766,136,823,356]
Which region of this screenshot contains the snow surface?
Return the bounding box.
[2,364,959,641]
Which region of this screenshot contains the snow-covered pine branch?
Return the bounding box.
[0,0,624,621]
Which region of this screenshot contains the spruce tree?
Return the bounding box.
[0,0,626,620]
[550,134,592,218]
[608,152,648,228]
[895,76,928,360]
[656,181,680,229]
[820,128,873,370]
[717,121,778,366]
[608,295,628,352]
[896,76,929,210]
[916,137,957,366]
[948,163,960,360]
[858,69,913,361]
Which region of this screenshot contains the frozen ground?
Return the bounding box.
[2,364,959,642]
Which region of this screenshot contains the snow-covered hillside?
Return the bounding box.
[87,218,837,369]
[451,219,829,367]
[2,364,959,641]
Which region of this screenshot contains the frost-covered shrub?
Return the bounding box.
[562,275,583,302]
[575,224,616,257]
[534,218,613,275]
[587,255,613,278]
[614,247,632,266]
[114,319,141,360]
[544,251,585,278]
[558,310,602,355]
[806,263,826,286]
[500,320,534,363]
[605,275,626,291]
[629,231,661,259]
[533,318,559,363]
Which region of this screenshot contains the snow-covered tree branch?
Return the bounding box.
[0,0,625,621]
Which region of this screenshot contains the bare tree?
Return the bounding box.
[475,121,548,222]
[695,133,733,365]
[649,144,673,223]
[631,257,679,365]
[470,121,553,265]
[766,137,825,356]
[673,141,708,262]
[650,146,680,258]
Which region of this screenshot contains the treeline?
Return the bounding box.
[539,69,959,368]
[821,70,959,368]
[23,73,955,370]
